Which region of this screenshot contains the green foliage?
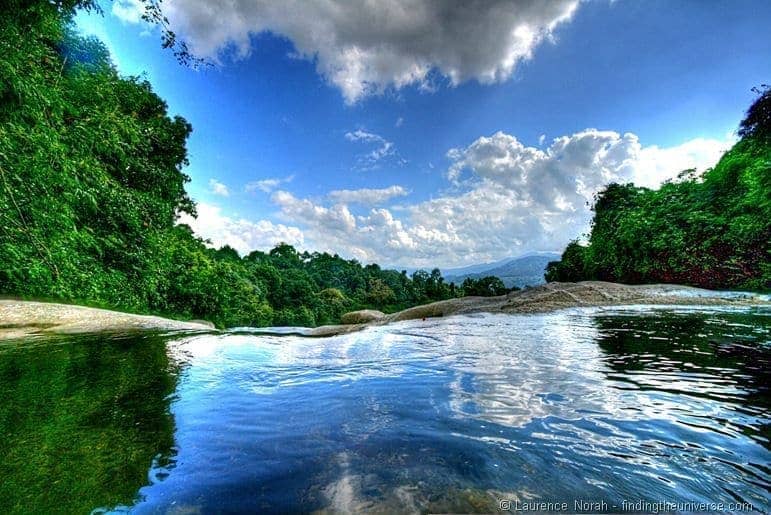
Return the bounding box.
[0,333,178,514]
[545,241,587,282]
[460,276,512,296]
[738,85,771,141]
[0,1,466,327]
[546,89,771,291]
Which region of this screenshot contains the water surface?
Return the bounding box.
[1,306,769,513]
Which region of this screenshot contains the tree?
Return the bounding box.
[367,278,396,305]
[461,276,508,297]
[738,85,771,140]
[545,241,587,282]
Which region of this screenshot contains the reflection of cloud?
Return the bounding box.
[439,312,612,427]
[112,0,145,24]
[168,331,407,396]
[435,309,755,433]
[158,308,767,512]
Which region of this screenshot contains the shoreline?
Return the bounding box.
[0,300,215,340]
[1,282,768,340]
[307,281,770,336]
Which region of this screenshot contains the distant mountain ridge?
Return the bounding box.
[444,253,561,289]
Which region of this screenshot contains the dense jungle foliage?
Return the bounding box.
[0,1,512,328]
[546,87,771,291]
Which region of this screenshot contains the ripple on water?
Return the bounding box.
[1,307,769,513]
[140,307,770,512]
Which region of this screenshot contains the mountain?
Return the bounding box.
[438,256,515,277]
[444,253,561,289]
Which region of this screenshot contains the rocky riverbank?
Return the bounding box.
[0,300,214,340]
[307,281,770,336]
[2,282,768,340]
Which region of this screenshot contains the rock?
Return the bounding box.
[340,310,385,325]
[310,281,771,337]
[3,282,768,341]
[0,300,216,340]
[308,324,367,337]
[189,319,216,328]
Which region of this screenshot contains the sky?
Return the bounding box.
[76,0,771,268]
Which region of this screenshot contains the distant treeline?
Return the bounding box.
[546,87,770,291]
[0,1,513,328]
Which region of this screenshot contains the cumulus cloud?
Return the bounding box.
[178,202,304,255]
[633,137,732,188]
[208,178,230,197]
[245,174,294,193]
[271,190,416,263]
[328,185,409,205]
[134,0,579,103]
[266,130,730,267]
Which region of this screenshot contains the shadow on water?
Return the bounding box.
[0,332,182,514]
[593,309,771,446]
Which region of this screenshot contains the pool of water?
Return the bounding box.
[1,306,769,513]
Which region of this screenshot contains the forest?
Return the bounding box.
[0,1,511,328]
[546,86,771,291]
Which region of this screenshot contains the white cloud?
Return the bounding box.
[328,185,409,205]
[345,129,399,169]
[111,0,145,24]
[208,178,230,197]
[634,137,733,188]
[345,129,386,144]
[245,174,294,193]
[395,117,404,128]
[144,0,579,103]
[265,130,731,267]
[178,202,304,255]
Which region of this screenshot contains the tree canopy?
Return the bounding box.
[546,89,771,291]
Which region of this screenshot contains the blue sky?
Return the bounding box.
[77,0,771,268]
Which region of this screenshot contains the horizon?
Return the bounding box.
[76,0,771,268]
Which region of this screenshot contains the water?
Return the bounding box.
[1,307,769,513]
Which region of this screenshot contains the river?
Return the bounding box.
[1,306,769,513]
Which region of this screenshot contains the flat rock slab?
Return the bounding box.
[0,300,214,340]
[340,310,386,324]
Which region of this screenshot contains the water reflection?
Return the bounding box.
[594,307,770,414]
[0,332,181,514]
[1,308,769,513]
